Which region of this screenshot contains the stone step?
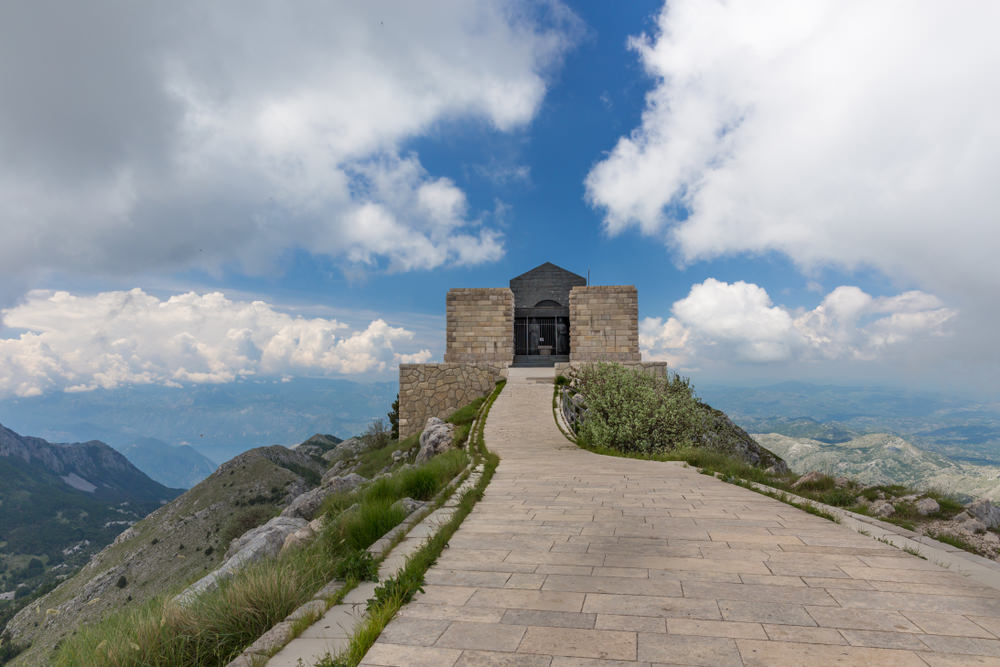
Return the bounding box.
[511,354,568,368]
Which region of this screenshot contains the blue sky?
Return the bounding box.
[1,0,997,402]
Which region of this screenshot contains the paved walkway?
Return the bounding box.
[361,368,1000,666]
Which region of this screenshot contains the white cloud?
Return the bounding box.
[0,289,431,397]
[641,279,955,367]
[585,1,1000,299]
[0,2,578,284]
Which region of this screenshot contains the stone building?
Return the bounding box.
[398,262,662,437]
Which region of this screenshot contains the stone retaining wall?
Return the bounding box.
[398,363,506,438]
[568,286,641,362]
[444,288,514,364]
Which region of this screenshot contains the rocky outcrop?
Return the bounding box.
[416,418,456,464]
[281,472,367,520]
[175,515,308,605]
[969,499,1000,529]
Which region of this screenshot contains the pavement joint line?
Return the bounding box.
[361,366,1000,666]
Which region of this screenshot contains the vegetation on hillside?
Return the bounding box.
[45,388,493,667]
[565,363,785,469]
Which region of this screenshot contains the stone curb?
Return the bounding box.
[551,386,1000,592]
[224,464,478,667]
[737,477,1000,591]
[229,394,496,666]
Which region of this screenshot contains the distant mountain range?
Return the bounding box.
[0,424,181,608]
[0,377,396,464]
[755,432,1000,501]
[117,437,217,489]
[4,440,324,665]
[700,382,1000,465]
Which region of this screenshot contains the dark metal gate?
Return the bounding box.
[514,317,569,355]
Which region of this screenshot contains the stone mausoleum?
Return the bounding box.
[398,262,664,437]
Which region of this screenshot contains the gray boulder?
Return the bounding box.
[792,471,824,489]
[176,515,307,605]
[969,499,1000,529]
[871,500,895,518]
[416,417,455,464]
[915,497,940,516]
[392,497,426,516]
[282,472,368,520]
[225,515,308,560]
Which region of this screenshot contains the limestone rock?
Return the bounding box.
[792,471,824,489]
[282,472,367,520]
[416,417,455,464]
[834,476,850,488]
[969,499,1000,529]
[225,516,307,560]
[915,497,940,516]
[176,515,307,605]
[279,526,315,555]
[392,497,426,516]
[871,500,895,518]
[962,517,988,534]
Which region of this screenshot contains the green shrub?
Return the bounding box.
[575,363,700,454]
[398,468,438,501]
[333,549,378,583]
[816,487,858,507]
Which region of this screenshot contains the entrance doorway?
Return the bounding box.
[514,316,570,356]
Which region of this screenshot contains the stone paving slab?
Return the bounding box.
[362,367,1000,665]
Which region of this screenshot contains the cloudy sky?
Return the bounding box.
[1,0,997,401]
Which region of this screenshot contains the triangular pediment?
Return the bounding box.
[509,262,585,285]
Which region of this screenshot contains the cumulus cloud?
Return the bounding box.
[0,289,430,397]
[0,1,578,284]
[585,1,1000,298]
[640,279,955,367]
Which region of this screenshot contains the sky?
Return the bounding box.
[1,0,998,403]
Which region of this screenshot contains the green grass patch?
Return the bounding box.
[927,530,990,556]
[336,500,408,553]
[446,397,485,427]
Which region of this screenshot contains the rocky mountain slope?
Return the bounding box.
[3,443,325,664]
[755,432,1000,500]
[117,436,217,488]
[0,424,181,606]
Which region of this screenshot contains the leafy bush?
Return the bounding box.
[333,549,378,583]
[816,487,858,507]
[366,568,424,613]
[575,363,700,454]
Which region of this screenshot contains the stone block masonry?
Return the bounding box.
[443,288,514,364]
[398,363,506,439]
[568,285,640,362]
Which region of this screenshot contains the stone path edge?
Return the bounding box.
[552,379,1000,592]
[255,380,505,666]
[737,476,1000,590]
[226,396,494,666]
